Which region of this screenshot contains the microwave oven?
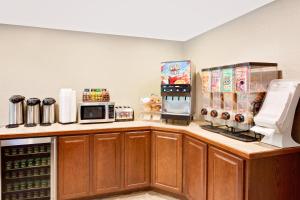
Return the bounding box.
[78,102,115,124]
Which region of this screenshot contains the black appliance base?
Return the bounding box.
[6,124,19,128]
[200,124,262,142]
[161,114,193,125]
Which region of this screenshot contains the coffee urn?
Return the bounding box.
[41,98,56,126]
[7,95,25,128]
[25,98,41,127]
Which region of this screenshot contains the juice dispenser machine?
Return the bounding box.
[161,60,195,123]
[200,62,279,141]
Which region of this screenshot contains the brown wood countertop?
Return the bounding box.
[0,121,299,159]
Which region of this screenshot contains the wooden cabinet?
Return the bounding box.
[58,135,90,200]
[92,133,123,195]
[124,131,150,189]
[152,131,183,193]
[208,146,244,200]
[183,136,207,200]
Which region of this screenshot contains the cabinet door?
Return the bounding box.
[92,133,123,195]
[208,147,244,200]
[124,131,150,189]
[152,131,182,193]
[58,135,90,200]
[183,136,207,200]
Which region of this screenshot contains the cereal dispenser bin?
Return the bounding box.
[221,66,237,127]
[200,69,212,122]
[234,63,279,131]
[210,68,224,124]
[200,62,279,142]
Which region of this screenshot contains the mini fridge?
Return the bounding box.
[0,137,57,200]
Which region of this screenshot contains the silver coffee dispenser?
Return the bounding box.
[6,95,25,128]
[41,98,56,126]
[25,98,41,127]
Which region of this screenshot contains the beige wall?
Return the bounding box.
[0,25,184,125]
[183,0,300,115]
[1,0,299,125]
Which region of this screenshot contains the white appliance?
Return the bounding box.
[59,88,77,124]
[251,80,300,147]
[78,102,115,124]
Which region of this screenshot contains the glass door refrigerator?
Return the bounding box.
[0,137,56,200]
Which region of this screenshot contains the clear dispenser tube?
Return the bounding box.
[235,64,279,130]
[200,69,212,121]
[210,68,223,124]
[221,67,236,126]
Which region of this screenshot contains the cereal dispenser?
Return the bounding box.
[210,68,224,124]
[200,62,279,141]
[200,69,212,122]
[234,63,279,130]
[221,66,236,126]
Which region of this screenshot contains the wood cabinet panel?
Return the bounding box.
[245,153,300,200]
[183,136,207,200]
[124,131,150,189]
[208,146,244,200]
[92,133,123,195]
[58,135,90,200]
[152,131,183,194]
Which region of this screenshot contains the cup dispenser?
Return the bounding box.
[251,80,300,147]
[200,62,279,142]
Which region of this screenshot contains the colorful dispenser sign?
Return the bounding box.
[235,66,249,92]
[161,61,191,85]
[201,70,211,92]
[222,68,234,92]
[211,68,222,92]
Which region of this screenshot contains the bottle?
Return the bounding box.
[90,89,95,102]
[83,89,89,102]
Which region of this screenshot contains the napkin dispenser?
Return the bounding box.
[251,80,300,147]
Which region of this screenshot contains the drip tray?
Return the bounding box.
[201,125,262,142]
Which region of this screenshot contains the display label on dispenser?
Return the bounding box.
[201,71,211,92]
[222,68,234,92]
[211,69,222,92]
[235,66,249,92]
[161,61,191,85]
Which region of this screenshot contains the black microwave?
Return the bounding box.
[78,102,115,124]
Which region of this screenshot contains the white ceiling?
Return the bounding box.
[0,0,274,41]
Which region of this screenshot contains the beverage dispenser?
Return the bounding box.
[200,62,279,141]
[161,60,194,124]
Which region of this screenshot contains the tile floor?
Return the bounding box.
[95,191,178,200]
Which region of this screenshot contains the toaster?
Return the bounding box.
[115,106,134,121]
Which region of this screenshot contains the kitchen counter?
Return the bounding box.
[0,121,299,159]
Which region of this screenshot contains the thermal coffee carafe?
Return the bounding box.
[25,98,41,127]
[41,98,56,126]
[7,95,25,128]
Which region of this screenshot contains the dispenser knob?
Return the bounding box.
[210,110,218,118]
[201,108,208,115]
[221,112,231,120]
[235,114,245,123]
